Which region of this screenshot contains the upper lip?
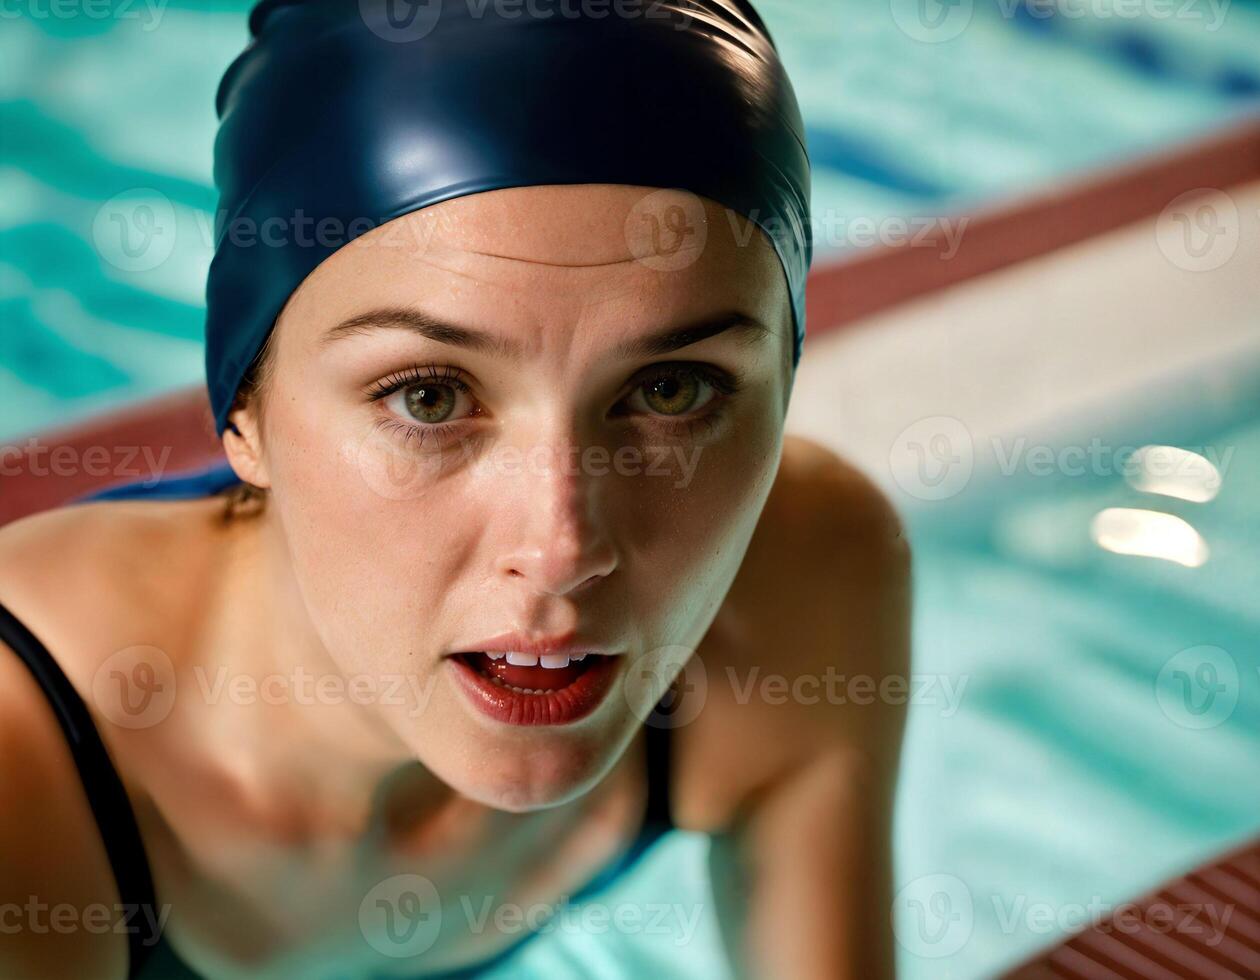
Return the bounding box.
[450,631,616,657]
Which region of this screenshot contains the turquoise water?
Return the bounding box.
[4,3,1260,978]
[4,0,1260,437]
[891,360,1260,977]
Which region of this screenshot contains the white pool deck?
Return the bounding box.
[787,180,1260,509]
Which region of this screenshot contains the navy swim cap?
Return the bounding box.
[206,0,812,435]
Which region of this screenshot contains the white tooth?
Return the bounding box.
[540,654,570,669]
[485,651,506,661]
[505,651,539,667]
[571,652,588,661]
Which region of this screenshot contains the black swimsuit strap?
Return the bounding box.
[0,593,675,980]
[641,693,676,833]
[0,599,161,979]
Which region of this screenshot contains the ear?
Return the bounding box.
[222,404,272,489]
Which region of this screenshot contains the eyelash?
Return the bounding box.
[364,361,743,446]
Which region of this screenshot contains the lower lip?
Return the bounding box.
[447,653,621,726]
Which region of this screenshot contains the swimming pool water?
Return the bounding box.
[891,363,1260,977]
[4,3,1260,979]
[3,0,1260,437]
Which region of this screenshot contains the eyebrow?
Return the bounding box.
[321,307,773,361]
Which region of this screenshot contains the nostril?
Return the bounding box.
[498,544,615,595]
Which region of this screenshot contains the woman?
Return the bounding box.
[0,1,910,978]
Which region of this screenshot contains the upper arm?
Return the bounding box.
[684,436,910,978]
[754,436,911,751]
[0,512,132,980]
[708,748,900,980]
[751,452,910,975]
[0,639,131,980]
[677,435,911,824]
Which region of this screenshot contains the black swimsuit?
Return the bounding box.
[0,597,675,979]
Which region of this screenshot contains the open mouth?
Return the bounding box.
[446,651,620,726]
[458,651,596,692]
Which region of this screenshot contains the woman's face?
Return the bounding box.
[232,184,792,811]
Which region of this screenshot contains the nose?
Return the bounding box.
[495,436,618,596]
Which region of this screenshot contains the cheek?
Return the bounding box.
[260,393,470,660]
[611,414,781,717]
[621,405,782,617]
[261,371,781,658]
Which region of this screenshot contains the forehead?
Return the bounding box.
[280,184,790,345]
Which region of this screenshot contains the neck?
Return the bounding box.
[197,506,460,847]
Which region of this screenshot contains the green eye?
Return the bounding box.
[641,369,703,416]
[630,365,720,413]
[403,384,458,423]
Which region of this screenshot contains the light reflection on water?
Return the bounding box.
[1090,507,1210,568]
[895,392,1260,979]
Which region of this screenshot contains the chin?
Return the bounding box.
[441,720,623,813]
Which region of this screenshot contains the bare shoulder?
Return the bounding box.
[670,435,911,832]
[0,495,214,606]
[721,433,911,675]
[0,498,227,978]
[761,433,909,551]
[0,497,228,693]
[0,635,131,979]
[0,504,150,977]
